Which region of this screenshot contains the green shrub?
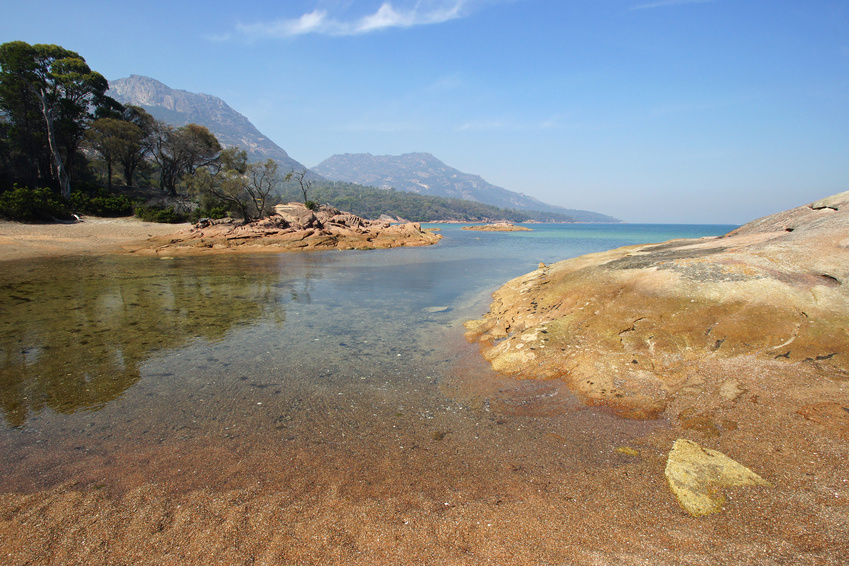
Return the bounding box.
[188,204,230,224]
[304,200,317,210]
[70,190,134,217]
[0,185,71,222]
[133,203,188,224]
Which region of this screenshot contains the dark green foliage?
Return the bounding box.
[0,185,70,222]
[133,203,188,224]
[0,41,116,199]
[188,204,230,223]
[304,200,317,211]
[184,149,279,222]
[152,123,222,196]
[70,189,134,217]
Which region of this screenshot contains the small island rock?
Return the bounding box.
[462,223,532,232]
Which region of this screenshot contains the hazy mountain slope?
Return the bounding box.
[313,152,618,222]
[108,75,310,174]
[291,181,577,223]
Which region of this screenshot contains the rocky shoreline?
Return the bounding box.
[464,191,849,516]
[464,191,849,419]
[134,202,442,256]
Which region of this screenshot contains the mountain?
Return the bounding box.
[107,75,310,174]
[312,152,618,222]
[107,77,614,221]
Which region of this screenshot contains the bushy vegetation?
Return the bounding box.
[70,189,134,217]
[190,205,230,222]
[0,185,71,222]
[132,203,188,224]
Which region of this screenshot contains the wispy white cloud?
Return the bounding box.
[455,114,565,132]
[629,0,717,11]
[234,1,483,39]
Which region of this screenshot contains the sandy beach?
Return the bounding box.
[0,217,189,262]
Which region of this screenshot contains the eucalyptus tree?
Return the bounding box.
[152,121,221,195]
[85,118,144,190]
[286,168,313,207]
[0,41,115,199]
[188,147,280,222]
[116,105,155,187]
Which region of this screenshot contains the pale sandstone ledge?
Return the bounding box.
[129,202,441,256]
[462,223,532,232]
[464,191,849,422]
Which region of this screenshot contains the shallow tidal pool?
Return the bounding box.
[3,223,768,565]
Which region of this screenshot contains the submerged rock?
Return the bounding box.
[423,306,452,313]
[665,439,771,517]
[796,401,849,437]
[464,191,849,419]
[137,203,441,255]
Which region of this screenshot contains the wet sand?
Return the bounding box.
[0,219,847,564]
[1,343,846,565]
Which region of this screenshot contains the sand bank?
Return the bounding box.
[0,217,189,262]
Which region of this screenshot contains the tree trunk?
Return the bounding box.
[34,87,71,200]
[123,163,134,187]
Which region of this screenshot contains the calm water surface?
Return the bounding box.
[0,223,735,494]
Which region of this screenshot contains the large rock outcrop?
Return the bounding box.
[464,191,849,419]
[136,203,441,255]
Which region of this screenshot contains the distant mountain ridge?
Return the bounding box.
[108,76,616,222]
[107,75,309,173]
[313,152,618,222]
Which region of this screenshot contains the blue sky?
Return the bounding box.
[2,0,847,223]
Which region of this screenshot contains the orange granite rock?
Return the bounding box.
[135,203,441,256]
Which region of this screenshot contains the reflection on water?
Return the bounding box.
[0,223,736,496]
[0,255,296,426]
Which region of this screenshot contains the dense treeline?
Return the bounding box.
[0,40,573,225]
[0,40,286,223]
[0,41,116,201]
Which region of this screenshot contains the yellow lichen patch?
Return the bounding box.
[665,438,772,517]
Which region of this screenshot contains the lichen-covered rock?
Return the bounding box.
[665,439,771,517]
